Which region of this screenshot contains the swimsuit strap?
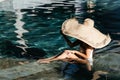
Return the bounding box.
[87,49,93,66]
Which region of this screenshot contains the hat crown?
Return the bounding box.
[62,18,79,33]
[83,18,94,27]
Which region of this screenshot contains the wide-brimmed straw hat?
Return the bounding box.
[61,18,111,48]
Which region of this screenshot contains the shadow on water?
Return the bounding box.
[98,7,120,40]
[0,40,47,59]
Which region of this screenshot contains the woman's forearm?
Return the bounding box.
[74,58,87,64]
[71,50,88,59]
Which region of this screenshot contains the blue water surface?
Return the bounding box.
[0,0,120,58]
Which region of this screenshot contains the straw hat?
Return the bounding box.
[61,18,111,48]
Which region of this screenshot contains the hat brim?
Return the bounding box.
[62,18,111,48]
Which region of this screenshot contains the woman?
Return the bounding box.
[37,18,111,71]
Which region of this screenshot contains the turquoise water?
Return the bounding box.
[0,0,120,58]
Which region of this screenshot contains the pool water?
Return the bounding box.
[0,0,120,58]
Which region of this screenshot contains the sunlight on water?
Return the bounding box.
[14,10,28,52]
[0,0,120,57]
[0,0,5,2]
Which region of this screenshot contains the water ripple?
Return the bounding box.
[0,0,120,57]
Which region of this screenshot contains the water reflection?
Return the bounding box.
[0,0,5,2]
[0,0,120,57]
[14,9,28,53]
[87,0,96,13]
